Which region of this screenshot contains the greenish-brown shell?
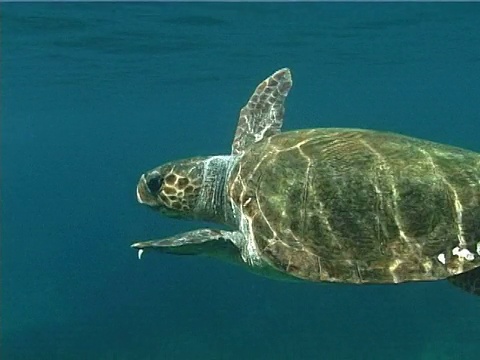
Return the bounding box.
[228,128,480,284]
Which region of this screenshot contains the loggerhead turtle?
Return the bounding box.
[132,68,480,295]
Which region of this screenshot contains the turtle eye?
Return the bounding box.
[145,174,163,194]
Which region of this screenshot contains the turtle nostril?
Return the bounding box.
[145,174,163,194]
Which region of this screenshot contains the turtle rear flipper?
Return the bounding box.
[447,267,480,296]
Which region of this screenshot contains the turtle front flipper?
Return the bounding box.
[447,267,480,296]
[132,229,245,265]
[231,68,292,155]
[132,229,300,281]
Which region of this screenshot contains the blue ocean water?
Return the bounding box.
[2,2,480,359]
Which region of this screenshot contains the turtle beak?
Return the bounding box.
[136,175,145,203]
[136,174,158,206]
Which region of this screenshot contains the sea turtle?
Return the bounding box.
[132,68,480,295]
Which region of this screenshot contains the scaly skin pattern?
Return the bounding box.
[228,128,480,283]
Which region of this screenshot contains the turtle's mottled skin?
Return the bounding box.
[133,68,480,295]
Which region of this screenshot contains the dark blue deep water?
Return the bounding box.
[2,2,480,359]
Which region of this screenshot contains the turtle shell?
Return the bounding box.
[228,128,480,284]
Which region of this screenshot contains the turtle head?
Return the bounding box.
[136,157,208,219]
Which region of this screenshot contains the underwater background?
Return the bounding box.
[2,2,480,359]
